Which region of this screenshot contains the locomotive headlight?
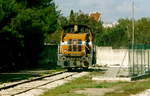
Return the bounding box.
[89,42,92,45]
[82,41,86,45]
[63,49,67,52]
[61,41,67,45]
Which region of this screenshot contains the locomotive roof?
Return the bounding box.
[62,24,91,30]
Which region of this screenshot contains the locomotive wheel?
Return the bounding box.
[67,68,72,71]
[83,67,88,71]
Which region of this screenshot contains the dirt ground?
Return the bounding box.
[74,88,115,96]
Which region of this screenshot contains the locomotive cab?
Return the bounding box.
[57,24,94,70]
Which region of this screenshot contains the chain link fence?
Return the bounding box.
[128,44,150,77]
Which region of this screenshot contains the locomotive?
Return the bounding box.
[57,24,95,70]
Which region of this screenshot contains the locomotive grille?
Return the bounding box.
[68,39,82,52]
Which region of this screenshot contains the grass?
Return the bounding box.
[105,79,150,96]
[41,71,150,96]
[0,68,65,84]
[40,72,126,96]
[0,74,36,84]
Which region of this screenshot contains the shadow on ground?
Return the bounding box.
[67,67,107,72]
[0,73,39,84]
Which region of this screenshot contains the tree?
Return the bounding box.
[98,18,150,48]
[0,0,19,71]
[0,0,59,71]
[69,10,76,24]
[135,18,150,44]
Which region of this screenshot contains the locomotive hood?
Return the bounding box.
[63,33,86,41]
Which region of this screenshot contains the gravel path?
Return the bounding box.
[75,88,115,96]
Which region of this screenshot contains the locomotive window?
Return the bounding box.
[73,45,77,51]
[78,40,82,45]
[65,28,74,33]
[68,39,72,51]
[68,39,71,44]
[73,39,77,44]
[78,40,82,51]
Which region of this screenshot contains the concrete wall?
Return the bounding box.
[96,47,129,67]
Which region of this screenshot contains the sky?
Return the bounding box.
[54,0,150,23]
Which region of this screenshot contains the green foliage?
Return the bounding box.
[0,0,17,32]
[96,18,150,48]
[16,0,54,8]
[39,45,58,69]
[96,19,129,47]
[135,18,150,43]
[0,0,59,72]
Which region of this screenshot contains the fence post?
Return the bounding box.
[148,47,150,71]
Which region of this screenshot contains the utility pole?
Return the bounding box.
[132,0,135,49]
[131,0,135,75]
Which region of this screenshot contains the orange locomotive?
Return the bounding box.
[57,24,94,70]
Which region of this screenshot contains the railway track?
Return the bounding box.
[0,71,88,96]
[0,71,67,91]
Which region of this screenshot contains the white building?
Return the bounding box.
[103,21,119,28]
